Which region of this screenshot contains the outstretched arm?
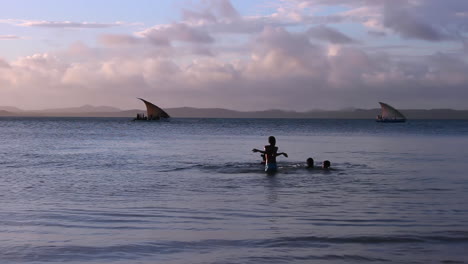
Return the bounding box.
[252,148,266,154]
[277,152,288,157]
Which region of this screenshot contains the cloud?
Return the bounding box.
[167,0,468,44]
[22,21,123,28]
[191,46,215,56]
[285,0,468,42]
[0,58,10,68]
[63,41,101,60]
[212,0,240,19]
[182,9,217,25]
[182,0,239,24]
[98,34,142,46]
[2,0,468,110]
[247,26,327,80]
[307,25,354,44]
[0,19,125,29]
[368,30,386,37]
[2,33,468,111]
[382,3,446,41]
[179,0,297,35]
[0,35,21,40]
[138,23,214,45]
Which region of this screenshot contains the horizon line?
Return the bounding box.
[2,105,468,113]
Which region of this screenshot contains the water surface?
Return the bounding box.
[1,118,467,263]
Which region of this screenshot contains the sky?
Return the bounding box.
[0,0,467,111]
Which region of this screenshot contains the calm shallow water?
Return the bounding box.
[0,117,468,264]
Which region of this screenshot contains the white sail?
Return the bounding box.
[378,102,406,121]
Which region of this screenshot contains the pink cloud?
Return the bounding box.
[0,58,10,68]
[2,39,468,110]
[0,35,21,40]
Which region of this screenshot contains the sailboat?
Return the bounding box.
[134,98,170,121]
[376,102,406,123]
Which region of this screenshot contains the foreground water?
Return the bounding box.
[1,117,468,264]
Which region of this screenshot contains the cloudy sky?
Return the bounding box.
[0,0,467,111]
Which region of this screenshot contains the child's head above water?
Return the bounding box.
[322,160,331,169]
[306,157,314,168]
[268,136,276,146]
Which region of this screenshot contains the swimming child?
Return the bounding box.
[252,136,288,172]
[322,160,331,169]
[306,157,314,168]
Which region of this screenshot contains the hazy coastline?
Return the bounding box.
[1,105,468,119]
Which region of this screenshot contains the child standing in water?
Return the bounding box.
[252,136,288,172]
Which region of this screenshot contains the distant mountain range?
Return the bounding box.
[1,105,468,119]
[38,105,122,113]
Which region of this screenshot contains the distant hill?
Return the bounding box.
[1,105,468,119]
[166,108,468,119]
[0,106,23,112]
[0,110,13,116]
[38,105,122,113]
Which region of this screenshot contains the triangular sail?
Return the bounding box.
[379,102,406,120]
[138,98,170,119]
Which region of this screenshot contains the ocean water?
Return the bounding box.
[0,117,468,264]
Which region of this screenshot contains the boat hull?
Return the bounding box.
[133,117,170,121]
[376,119,406,123]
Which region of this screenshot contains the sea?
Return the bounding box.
[0,117,468,264]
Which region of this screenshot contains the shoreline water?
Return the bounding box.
[1,118,467,263]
